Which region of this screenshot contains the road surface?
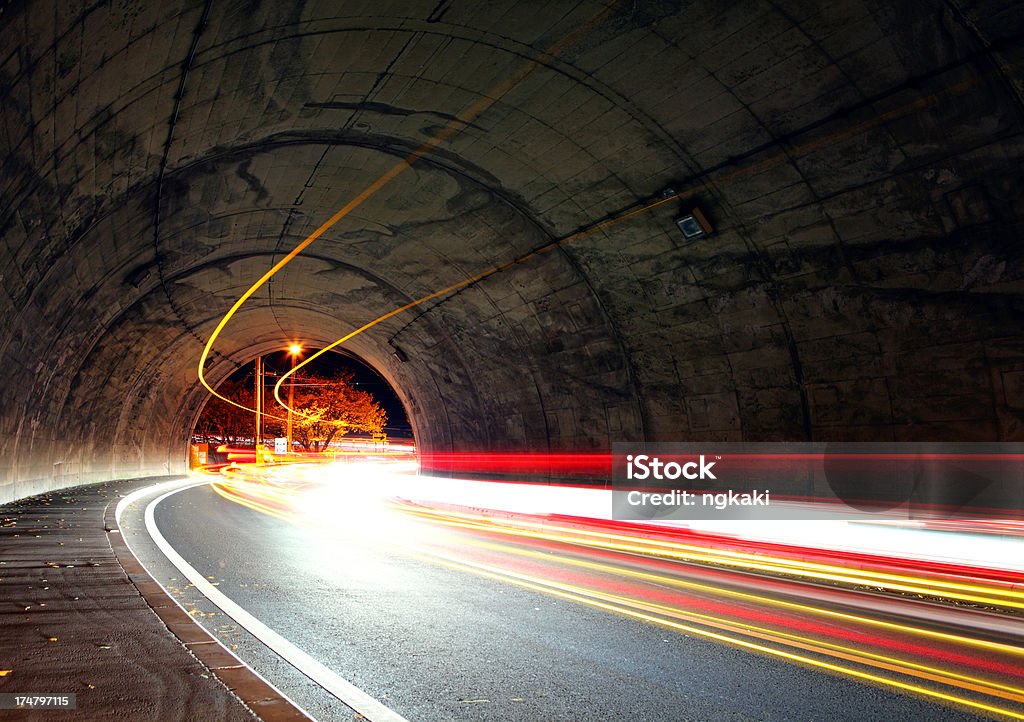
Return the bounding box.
[118,473,1022,721]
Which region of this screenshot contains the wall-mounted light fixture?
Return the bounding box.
[392,346,408,363]
[674,207,713,241]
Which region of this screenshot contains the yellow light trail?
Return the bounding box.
[197,1,626,416]
[421,553,1024,720]
[193,5,1013,427]
[456,537,1024,692]
[401,505,1024,610]
[430,522,1024,656]
[484,562,1024,705]
[269,63,1006,416]
[205,471,1024,659]
[209,479,296,524]
[205,468,1024,717]
[270,193,678,412]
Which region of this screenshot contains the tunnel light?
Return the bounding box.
[674,207,713,241]
[392,345,408,363]
[288,343,303,356]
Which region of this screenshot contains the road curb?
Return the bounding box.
[103,489,312,722]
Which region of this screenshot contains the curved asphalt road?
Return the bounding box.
[128,481,1002,722]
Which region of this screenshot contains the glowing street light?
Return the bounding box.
[286,343,303,452]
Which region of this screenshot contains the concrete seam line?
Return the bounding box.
[114,479,315,721]
[143,483,412,722]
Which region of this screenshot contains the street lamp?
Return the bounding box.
[286,344,302,453]
[254,354,264,463]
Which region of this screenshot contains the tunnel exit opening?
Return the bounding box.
[189,347,414,466]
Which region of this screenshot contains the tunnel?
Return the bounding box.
[2,0,1023,506]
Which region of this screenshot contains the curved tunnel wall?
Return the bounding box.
[1,0,1022,503]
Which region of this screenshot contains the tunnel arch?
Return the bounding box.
[2,0,1023,503]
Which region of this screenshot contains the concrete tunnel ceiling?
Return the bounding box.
[1,0,1023,501]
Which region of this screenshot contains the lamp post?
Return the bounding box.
[286,344,302,453]
[254,355,264,463]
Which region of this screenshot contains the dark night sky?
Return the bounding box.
[229,349,412,437]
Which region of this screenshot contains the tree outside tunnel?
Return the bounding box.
[286,369,388,452]
[193,353,394,452]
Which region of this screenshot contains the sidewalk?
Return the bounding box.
[0,477,306,721]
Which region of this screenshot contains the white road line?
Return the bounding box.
[115,479,316,720]
[118,479,411,722]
